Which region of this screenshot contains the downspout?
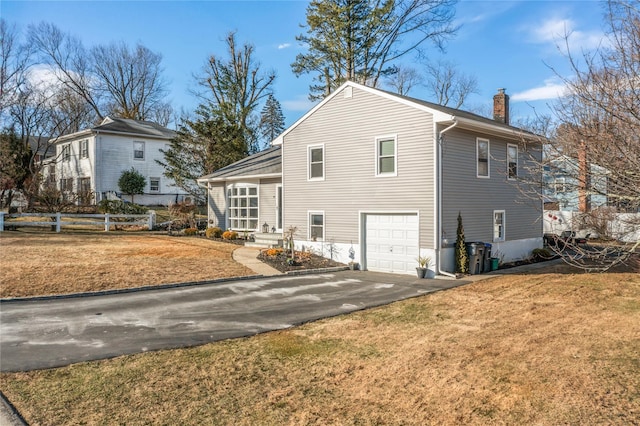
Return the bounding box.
[436,120,459,278]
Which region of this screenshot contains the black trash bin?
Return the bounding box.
[466,242,485,275]
[483,243,492,273]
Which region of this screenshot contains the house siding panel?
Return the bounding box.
[440,126,542,244]
[207,183,227,227]
[283,86,435,248]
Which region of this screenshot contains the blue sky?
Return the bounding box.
[2,0,608,127]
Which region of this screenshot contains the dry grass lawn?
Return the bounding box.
[1,269,638,425]
[0,232,254,297]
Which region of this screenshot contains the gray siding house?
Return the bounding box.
[199,82,543,276]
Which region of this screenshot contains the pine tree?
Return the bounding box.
[157,106,246,204]
[259,94,285,147]
[292,0,457,100]
[455,211,469,274]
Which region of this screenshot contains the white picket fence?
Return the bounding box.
[0,212,156,232]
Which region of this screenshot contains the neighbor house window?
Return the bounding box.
[149,178,160,192]
[477,138,489,177]
[227,184,258,230]
[60,178,74,192]
[47,165,56,187]
[308,145,324,180]
[80,139,89,158]
[507,144,518,179]
[62,144,71,162]
[376,135,397,176]
[309,212,324,241]
[493,210,505,242]
[554,177,566,194]
[133,141,145,160]
[78,177,91,193]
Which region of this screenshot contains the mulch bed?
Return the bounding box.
[257,249,346,273]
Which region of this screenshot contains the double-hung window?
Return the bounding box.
[554,177,566,195]
[376,135,397,176]
[493,210,505,242]
[149,178,160,192]
[80,139,89,158]
[78,177,91,193]
[227,184,259,230]
[133,141,145,160]
[507,144,518,180]
[308,145,324,180]
[309,212,324,241]
[62,144,71,162]
[477,138,489,177]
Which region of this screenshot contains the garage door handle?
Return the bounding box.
[389,247,393,252]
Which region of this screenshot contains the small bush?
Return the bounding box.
[265,248,283,257]
[205,227,223,238]
[222,230,238,240]
[532,247,553,261]
[184,228,198,236]
[98,199,148,215]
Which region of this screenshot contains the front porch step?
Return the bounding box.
[248,232,283,249]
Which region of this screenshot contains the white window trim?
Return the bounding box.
[133,141,145,161]
[149,177,160,192]
[477,138,490,178]
[308,210,325,242]
[62,144,71,162]
[507,143,518,180]
[226,182,259,231]
[375,134,398,177]
[307,144,325,181]
[493,210,505,242]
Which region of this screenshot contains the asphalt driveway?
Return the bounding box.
[0,270,469,372]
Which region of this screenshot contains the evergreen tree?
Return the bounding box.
[158,106,246,204]
[455,211,469,274]
[118,168,146,204]
[292,0,458,100]
[259,94,285,147]
[195,32,275,154]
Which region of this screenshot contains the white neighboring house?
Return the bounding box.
[43,116,189,206]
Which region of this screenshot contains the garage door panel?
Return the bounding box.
[365,214,419,275]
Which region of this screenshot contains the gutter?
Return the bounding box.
[436,119,458,279]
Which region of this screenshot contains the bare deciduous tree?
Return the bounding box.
[517,0,640,271]
[28,21,172,124]
[424,59,478,108]
[385,65,423,96]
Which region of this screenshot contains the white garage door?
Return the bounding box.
[365,214,419,275]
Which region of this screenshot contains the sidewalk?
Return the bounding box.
[232,246,282,276]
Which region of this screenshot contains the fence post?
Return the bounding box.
[148,211,155,231]
[105,213,110,232]
[56,212,61,232]
[0,212,4,232]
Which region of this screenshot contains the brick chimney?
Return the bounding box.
[493,88,509,125]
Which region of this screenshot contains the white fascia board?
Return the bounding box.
[441,116,542,143]
[50,129,93,144]
[197,172,282,184]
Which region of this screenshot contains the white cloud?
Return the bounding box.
[282,95,317,112]
[512,79,567,102]
[277,43,291,50]
[528,17,606,53]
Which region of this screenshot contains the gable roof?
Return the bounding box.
[198,145,282,183]
[273,81,540,144]
[53,116,176,143]
[94,117,177,139]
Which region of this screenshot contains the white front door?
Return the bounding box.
[365,214,419,275]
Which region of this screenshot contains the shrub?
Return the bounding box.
[532,247,553,261]
[184,227,198,236]
[222,230,238,240]
[205,227,223,238]
[265,248,284,257]
[98,199,148,215]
